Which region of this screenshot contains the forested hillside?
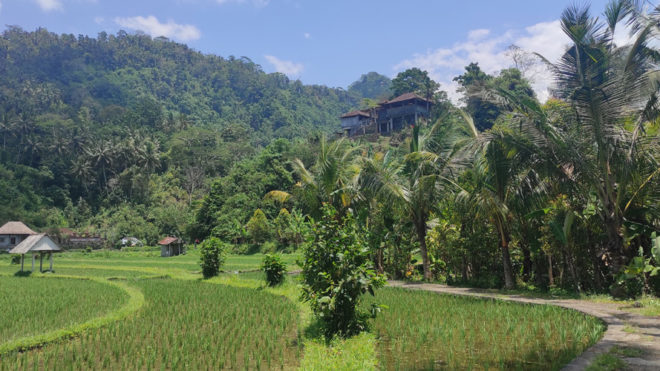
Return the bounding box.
[0,27,358,238]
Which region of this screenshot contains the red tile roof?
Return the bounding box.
[158,237,180,245]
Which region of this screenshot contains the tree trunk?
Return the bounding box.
[566,244,581,293]
[417,223,432,281]
[519,221,532,282]
[461,254,469,282]
[496,220,515,289]
[500,233,515,289]
[589,239,604,291]
[548,254,554,286]
[521,244,532,283]
[376,248,384,274]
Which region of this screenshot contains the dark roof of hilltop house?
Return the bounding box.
[381,92,432,105]
[158,237,180,246]
[340,110,371,119]
[0,221,37,235]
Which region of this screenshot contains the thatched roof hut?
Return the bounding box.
[0,221,37,235]
[10,234,62,272]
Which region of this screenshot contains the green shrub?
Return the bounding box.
[261,241,278,254]
[300,205,386,339]
[262,254,287,286]
[246,209,271,244]
[199,237,226,279]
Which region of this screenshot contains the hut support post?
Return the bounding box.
[32,254,35,271]
[49,253,53,271]
[39,253,43,273]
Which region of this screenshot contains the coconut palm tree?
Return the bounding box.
[358,118,471,281]
[287,136,361,217]
[496,1,660,274]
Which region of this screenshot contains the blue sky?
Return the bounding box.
[0,0,620,100]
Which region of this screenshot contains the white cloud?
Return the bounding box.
[35,0,63,12]
[304,32,311,39]
[468,29,490,41]
[265,55,304,77]
[0,1,3,14]
[94,16,105,25]
[114,16,201,42]
[394,20,602,103]
[216,0,270,7]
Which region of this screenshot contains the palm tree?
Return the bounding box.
[287,136,361,217]
[461,127,546,289]
[502,1,660,273]
[359,119,469,281]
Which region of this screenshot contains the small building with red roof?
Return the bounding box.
[159,236,184,257]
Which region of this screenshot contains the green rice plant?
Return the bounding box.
[362,287,605,370]
[1,279,300,370]
[0,275,143,355]
[0,276,128,348]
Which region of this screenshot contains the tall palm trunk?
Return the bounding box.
[416,221,432,281]
[496,220,515,289]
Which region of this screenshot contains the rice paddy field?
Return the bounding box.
[0,250,605,370]
[363,288,605,370]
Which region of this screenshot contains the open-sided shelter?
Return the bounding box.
[159,237,184,257]
[0,221,37,252]
[9,234,62,272]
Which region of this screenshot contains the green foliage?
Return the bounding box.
[300,204,386,339]
[262,254,287,286]
[347,72,392,100]
[199,237,226,279]
[246,209,271,244]
[391,67,439,99]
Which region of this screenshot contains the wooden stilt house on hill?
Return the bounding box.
[340,93,432,137]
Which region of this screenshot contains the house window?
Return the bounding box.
[10,237,16,245]
[0,237,5,243]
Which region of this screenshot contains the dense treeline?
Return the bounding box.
[251,1,659,298]
[0,26,359,242]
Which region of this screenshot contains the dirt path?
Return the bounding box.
[388,281,660,370]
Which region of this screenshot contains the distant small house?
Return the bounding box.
[53,228,105,249]
[121,237,144,248]
[10,234,62,272]
[159,237,184,257]
[0,221,38,252]
[340,110,373,136]
[340,92,432,136]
